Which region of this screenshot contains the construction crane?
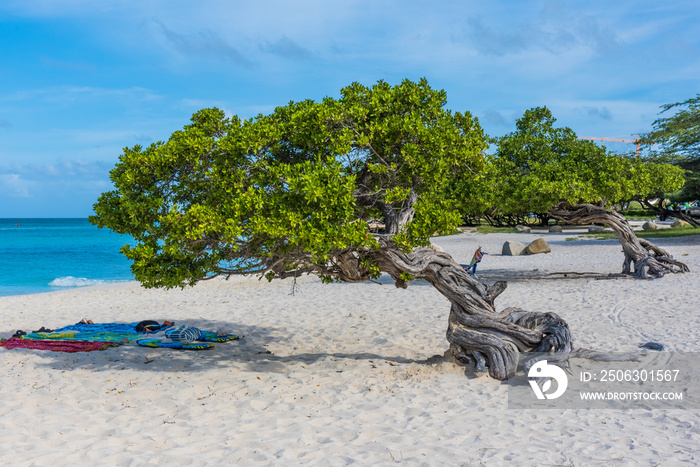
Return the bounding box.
[577,134,651,157]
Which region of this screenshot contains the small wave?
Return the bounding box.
[49,276,107,288]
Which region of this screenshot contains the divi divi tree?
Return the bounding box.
[91,79,573,380]
[478,107,688,278]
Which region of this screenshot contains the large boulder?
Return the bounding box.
[642,221,659,230]
[549,225,563,233]
[515,225,531,233]
[502,241,527,256]
[525,238,551,255]
[588,225,606,233]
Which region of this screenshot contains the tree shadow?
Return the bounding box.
[543,233,700,248]
[475,268,626,284]
[643,234,700,247]
[9,320,428,375]
[541,237,620,247]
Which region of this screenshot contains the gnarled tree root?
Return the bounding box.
[446,306,573,380]
[631,238,690,278]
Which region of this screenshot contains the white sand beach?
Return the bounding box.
[1,230,699,466]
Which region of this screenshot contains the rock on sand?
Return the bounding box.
[502,240,527,256]
[525,238,551,255]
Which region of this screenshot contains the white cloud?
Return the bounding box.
[578,106,613,121]
[0,160,116,218]
[481,109,510,127]
[0,86,161,105]
[261,37,314,60]
[0,173,32,198]
[544,98,663,138]
[0,159,114,182]
[152,21,254,68]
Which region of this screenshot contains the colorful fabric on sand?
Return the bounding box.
[198,330,239,343]
[24,330,153,343]
[53,322,171,334]
[136,338,215,350]
[0,337,117,352]
[17,321,239,351]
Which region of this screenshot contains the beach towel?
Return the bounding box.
[136,338,215,350]
[53,321,174,334]
[198,330,239,342]
[20,321,239,350]
[24,330,155,343]
[0,337,117,352]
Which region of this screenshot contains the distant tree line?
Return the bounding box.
[456,107,687,228]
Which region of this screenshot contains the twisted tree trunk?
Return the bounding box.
[333,240,573,380]
[549,202,689,279]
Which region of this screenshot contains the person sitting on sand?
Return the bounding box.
[135,320,174,332]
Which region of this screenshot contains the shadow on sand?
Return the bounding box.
[5,320,430,375]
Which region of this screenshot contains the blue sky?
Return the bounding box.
[1,1,698,217]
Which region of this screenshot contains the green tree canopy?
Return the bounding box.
[90,79,488,288]
[469,106,685,221]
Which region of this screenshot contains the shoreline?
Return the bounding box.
[0,218,687,300]
[2,231,699,464]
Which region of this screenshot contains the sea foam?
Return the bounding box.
[0,219,135,297]
[49,276,107,287]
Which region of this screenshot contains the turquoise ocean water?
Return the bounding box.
[0,219,136,297]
